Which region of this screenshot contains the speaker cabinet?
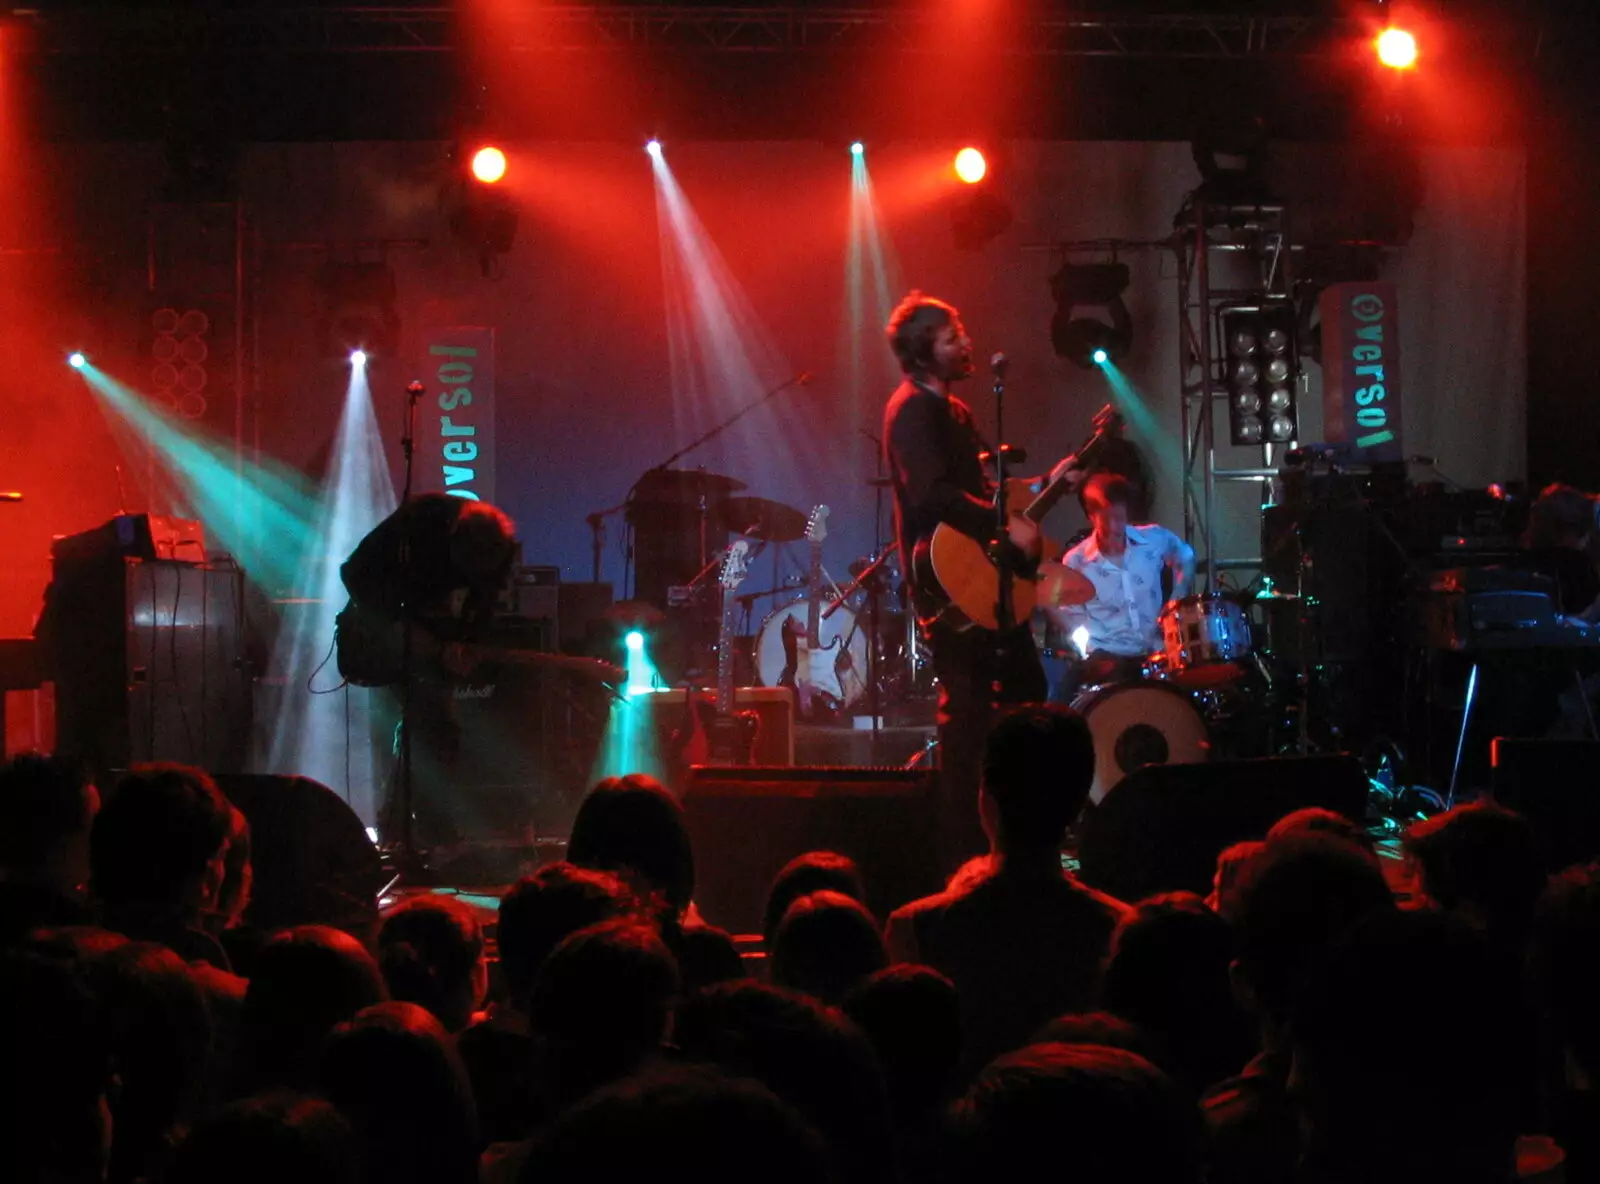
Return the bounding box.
[1076,753,1369,904]
[682,766,942,936]
[212,773,385,940]
[1491,738,1600,873]
[50,556,252,780]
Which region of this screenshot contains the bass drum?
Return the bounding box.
[1072,681,1211,805]
[754,598,870,711]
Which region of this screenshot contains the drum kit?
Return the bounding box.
[613,465,1307,782]
[614,466,928,718]
[1065,590,1300,803]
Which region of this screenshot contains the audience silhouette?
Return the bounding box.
[0,740,1593,1184]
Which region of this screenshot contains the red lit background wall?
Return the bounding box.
[0,140,1524,633]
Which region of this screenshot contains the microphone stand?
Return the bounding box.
[392,379,426,870]
[990,361,1016,681]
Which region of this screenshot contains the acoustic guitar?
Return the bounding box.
[918,404,1125,631]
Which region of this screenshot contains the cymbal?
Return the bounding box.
[723,496,808,543]
[1037,562,1097,607]
[632,468,747,504]
[604,600,668,627]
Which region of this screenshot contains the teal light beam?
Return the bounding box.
[76,363,322,593]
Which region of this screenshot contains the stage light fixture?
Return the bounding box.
[850,142,864,157]
[954,147,987,184]
[1221,303,1300,446]
[68,352,87,370]
[1050,262,1134,370]
[646,139,663,159]
[470,146,507,184]
[1190,111,1272,204]
[1376,27,1417,69]
[350,349,367,368]
[316,262,401,360]
[625,630,645,652]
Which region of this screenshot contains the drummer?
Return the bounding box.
[1045,472,1195,688]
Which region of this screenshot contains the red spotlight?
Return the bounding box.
[470,145,508,184]
[1376,27,1417,69]
[953,147,987,185]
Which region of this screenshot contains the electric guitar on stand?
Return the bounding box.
[705,540,762,765]
[778,505,861,717]
[918,404,1124,630]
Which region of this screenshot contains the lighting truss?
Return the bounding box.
[17,7,1359,59]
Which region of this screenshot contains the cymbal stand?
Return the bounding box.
[824,543,900,736]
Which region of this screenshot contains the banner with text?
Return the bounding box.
[1319,282,1402,464]
[418,327,495,506]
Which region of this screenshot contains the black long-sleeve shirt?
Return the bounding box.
[340,493,495,639]
[885,379,1033,618]
[885,380,997,553]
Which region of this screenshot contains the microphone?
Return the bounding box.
[406,380,425,400]
[796,372,813,387]
[0,492,21,503]
[990,352,1010,377]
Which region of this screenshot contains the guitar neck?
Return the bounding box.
[1022,420,1119,523]
[1023,472,1076,524]
[717,591,737,714]
[806,543,822,636]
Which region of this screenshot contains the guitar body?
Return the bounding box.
[777,609,849,708]
[924,479,1059,631]
[918,405,1126,632]
[706,708,762,767]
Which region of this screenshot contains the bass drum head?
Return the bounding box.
[754,599,870,709]
[1072,681,1211,805]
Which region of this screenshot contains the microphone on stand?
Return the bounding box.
[796,372,813,387]
[406,380,426,400]
[990,352,1010,378]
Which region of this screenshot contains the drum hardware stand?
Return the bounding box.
[824,543,900,736]
[583,497,633,584]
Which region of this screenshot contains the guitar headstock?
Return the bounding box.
[719,540,752,590]
[805,505,830,544]
[1091,404,1126,437]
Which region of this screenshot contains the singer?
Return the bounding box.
[882,291,1081,866]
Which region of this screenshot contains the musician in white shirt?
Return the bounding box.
[1047,472,1194,684]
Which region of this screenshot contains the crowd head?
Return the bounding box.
[3,739,1598,1184]
[980,704,1097,859]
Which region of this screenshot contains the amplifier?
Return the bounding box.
[630,686,795,772]
[500,564,560,622]
[683,765,941,934]
[52,514,208,564]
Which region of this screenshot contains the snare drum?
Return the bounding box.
[1158,595,1254,688]
[1071,680,1212,804]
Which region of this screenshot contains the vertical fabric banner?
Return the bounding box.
[419,327,495,505]
[1319,282,1403,463]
